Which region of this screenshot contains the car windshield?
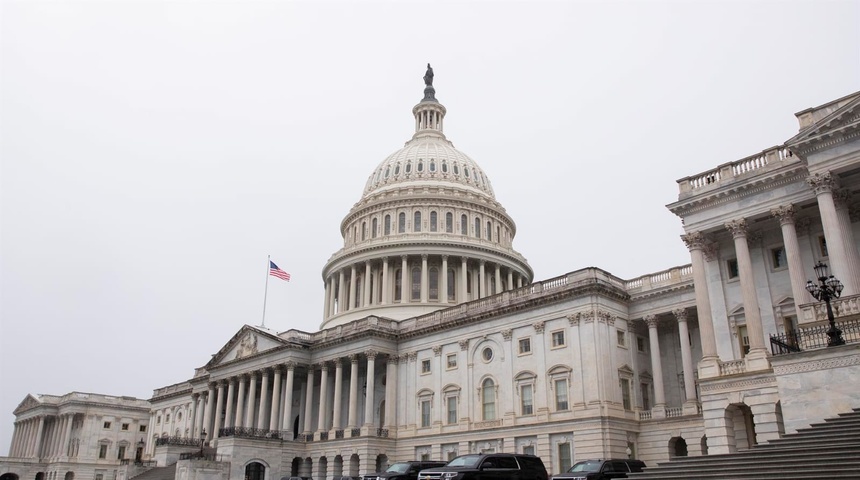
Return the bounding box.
[568,461,601,473]
[386,464,412,474]
[446,455,481,468]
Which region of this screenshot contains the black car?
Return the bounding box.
[418,454,548,480]
[550,459,645,480]
[363,462,448,480]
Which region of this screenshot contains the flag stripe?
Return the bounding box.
[269,261,291,282]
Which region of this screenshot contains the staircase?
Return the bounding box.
[130,464,176,480]
[630,408,860,479]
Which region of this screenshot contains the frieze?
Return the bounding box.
[699,375,776,392]
[772,354,860,375]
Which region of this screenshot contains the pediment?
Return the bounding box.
[206,325,288,368]
[786,92,860,155]
[13,394,42,415]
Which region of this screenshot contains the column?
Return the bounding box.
[194,394,205,438]
[364,261,372,307]
[282,362,296,431]
[420,254,429,303]
[234,377,246,429]
[493,264,500,294]
[674,309,699,414]
[212,381,225,440]
[203,383,216,438]
[9,422,19,456]
[371,263,380,305]
[303,367,315,435]
[771,205,811,319]
[257,369,270,429]
[382,257,390,305]
[338,270,346,313]
[224,378,236,428]
[245,371,258,428]
[317,363,330,433]
[507,270,514,291]
[479,260,486,298]
[332,359,344,430]
[725,219,769,367]
[682,232,720,377]
[32,415,45,458]
[349,265,357,310]
[269,366,283,431]
[644,315,666,417]
[364,350,377,427]
[400,256,408,303]
[348,354,360,428]
[441,255,449,304]
[807,172,858,294]
[63,414,73,457]
[384,356,397,430]
[324,277,332,318]
[461,257,468,301]
[835,189,860,293]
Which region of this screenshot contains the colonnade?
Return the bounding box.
[641,309,698,415]
[683,171,860,376]
[9,413,76,459]
[324,255,526,318]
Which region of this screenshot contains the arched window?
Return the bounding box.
[441,161,448,173]
[414,212,422,232]
[430,211,438,232]
[490,276,496,295]
[384,166,390,179]
[372,218,378,238]
[496,226,500,243]
[411,267,421,301]
[430,160,436,172]
[394,164,401,175]
[429,268,439,301]
[398,213,406,233]
[486,221,492,240]
[394,269,402,301]
[475,218,481,239]
[461,215,468,235]
[362,222,367,241]
[481,378,496,420]
[453,163,460,175]
[384,215,391,235]
[245,462,265,480]
[417,160,424,172]
[446,212,453,233]
[405,161,412,174]
[447,268,456,301]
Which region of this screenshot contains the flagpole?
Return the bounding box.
[261,254,270,328]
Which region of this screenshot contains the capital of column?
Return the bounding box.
[672,308,688,323]
[725,218,748,239]
[501,329,512,340]
[285,361,297,371]
[681,231,708,251]
[441,254,448,261]
[249,370,259,380]
[366,349,379,360]
[388,354,400,363]
[218,379,228,387]
[835,188,853,209]
[533,321,545,333]
[458,339,469,351]
[407,352,418,362]
[644,314,659,329]
[400,254,408,261]
[273,364,285,374]
[192,392,200,400]
[479,259,486,266]
[771,205,797,226]
[350,353,360,364]
[315,361,329,372]
[566,313,580,326]
[432,345,442,356]
[421,253,428,261]
[807,171,837,195]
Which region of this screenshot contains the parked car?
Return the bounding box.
[417,454,548,480]
[363,461,448,480]
[550,459,645,480]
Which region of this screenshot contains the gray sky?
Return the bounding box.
[1,0,858,453]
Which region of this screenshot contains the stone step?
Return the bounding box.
[647,450,860,471]
[796,422,860,433]
[632,467,860,479]
[130,465,177,480]
[757,433,860,447]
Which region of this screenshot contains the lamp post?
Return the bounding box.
[199,428,207,457]
[805,261,846,346]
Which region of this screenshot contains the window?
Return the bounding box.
[447,269,456,301]
[103,421,112,429]
[421,359,431,374]
[447,450,458,461]
[771,246,786,269]
[165,414,170,423]
[486,221,492,240]
[361,221,366,240]
[554,379,569,411]
[117,446,126,460]
[156,416,161,425]
[429,267,439,301]
[395,268,402,301]
[474,218,481,238]
[482,378,496,420]
[636,336,646,353]
[617,330,627,347]
[819,235,829,257]
[414,211,422,232]
[726,259,739,279]
[641,382,651,410]
[121,423,129,431]
[372,218,378,238]
[447,353,457,369]
[385,215,391,235]
[523,445,535,456]
[139,425,147,433]
[620,378,632,410]
[411,267,421,300]
[738,325,750,357]
[446,395,458,424]
[461,215,467,235]
[99,445,108,459]
[398,213,406,233]
[354,276,362,307]
[558,443,572,473]
[430,211,438,232]
[521,384,534,415]
[518,338,531,355]
[446,213,453,233]
[482,347,493,362]
[420,400,431,427]
[551,330,566,348]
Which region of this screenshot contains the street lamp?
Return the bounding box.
[805,261,846,346]
[199,429,207,456]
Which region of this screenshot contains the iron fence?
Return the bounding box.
[219,427,286,440]
[179,451,221,461]
[376,428,388,438]
[770,317,860,355]
[351,428,361,437]
[155,436,203,447]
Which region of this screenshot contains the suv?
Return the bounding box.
[417,454,548,480]
[363,462,448,480]
[550,459,645,480]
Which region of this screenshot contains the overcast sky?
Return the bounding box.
[1,0,858,453]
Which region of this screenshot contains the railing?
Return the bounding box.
[178,451,220,461]
[665,407,684,418]
[679,146,795,194]
[472,419,502,429]
[350,428,361,437]
[770,318,860,355]
[638,410,652,421]
[218,427,286,440]
[719,359,747,376]
[624,265,693,292]
[119,460,156,467]
[801,294,860,322]
[335,430,344,439]
[376,428,389,438]
[155,436,203,447]
[319,432,329,441]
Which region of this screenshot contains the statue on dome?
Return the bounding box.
[423,63,434,87]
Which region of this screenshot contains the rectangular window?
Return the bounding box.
[139,425,147,433]
[621,378,632,410]
[156,416,161,425]
[421,453,430,461]
[641,383,651,410]
[103,421,111,429]
[771,246,786,269]
[121,423,129,431]
[421,359,431,374]
[554,379,569,411]
[117,446,126,460]
[521,384,534,415]
[165,414,170,423]
[819,235,829,257]
[616,330,626,347]
[551,330,566,348]
[447,396,457,424]
[420,400,431,427]
[447,450,458,461]
[637,336,646,353]
[99,445,108,459]
[523,445,535,456]
[446,353,457,369]
[518,338,531,354]
[558,442,572,473]
[727,258,739,279]
[738,325,750,357]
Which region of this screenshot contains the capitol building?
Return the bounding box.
[3,70,860,480]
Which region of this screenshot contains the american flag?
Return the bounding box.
[269,261,291,282]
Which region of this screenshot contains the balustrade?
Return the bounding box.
[679,146,796,194]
